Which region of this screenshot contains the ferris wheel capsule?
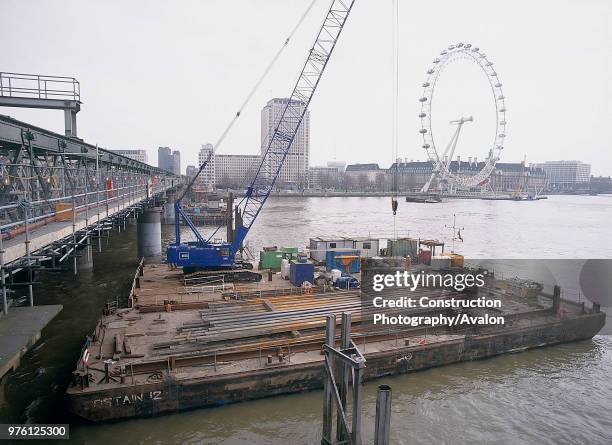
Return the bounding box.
[419,113,427,118]
[419,97,428,102]
[422,82,430,87]
[419,128,428,134]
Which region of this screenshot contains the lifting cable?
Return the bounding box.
[211,0,319,156]
[391,0,399,239]
[197,0,319,243]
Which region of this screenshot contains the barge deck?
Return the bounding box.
[66,263,605,422]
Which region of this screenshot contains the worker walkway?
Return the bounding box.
[2,190,157,266]
[0,304,62,380]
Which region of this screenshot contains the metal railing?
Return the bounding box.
[0,72,80,101]
[0,164,172,235]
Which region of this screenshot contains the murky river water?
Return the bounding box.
[1,195,611,444]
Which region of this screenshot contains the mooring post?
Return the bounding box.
[336,312,352,443]
[374,385,392,445]
[351,365,363,445]
[321,314,336,445]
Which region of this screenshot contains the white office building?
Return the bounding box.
[111,149,148,164]
[535,160,591,190]
[197,144,262,189]
[308,166,340,189]
[261,98,310,187]
[215,154,261,187]
[197,144,215,190]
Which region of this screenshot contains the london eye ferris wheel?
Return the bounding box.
[418,43,507,192]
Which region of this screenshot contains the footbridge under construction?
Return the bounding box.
[0,76,185,380]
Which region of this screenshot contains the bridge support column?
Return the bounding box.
[64,108,78,137]
[77,237,93,270]
[137,208,162,258]
[163,193,176,225]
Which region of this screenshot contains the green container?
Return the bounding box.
[260,250,284,270]
[281,246,299,260]
[388,238,418,259]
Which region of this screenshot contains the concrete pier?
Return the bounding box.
[137,208,162,258]
[77,241,94,270]
[162,193,176,225]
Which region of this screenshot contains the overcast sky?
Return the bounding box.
[2,0,611,175]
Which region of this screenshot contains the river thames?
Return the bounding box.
[1,195,611,444]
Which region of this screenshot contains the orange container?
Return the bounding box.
[55,202,75,221]
[106,179,114,198]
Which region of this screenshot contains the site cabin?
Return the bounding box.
[309,237,356,262]
[353,237,380,258]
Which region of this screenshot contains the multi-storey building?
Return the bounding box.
[110,149,148,164]
[308,166,340,189]
[158,147,172,172]
[534,160,591,191]
[185,165,197,178]
[172,150,181,175]
[344,163,383,189]
[197,145,262,190]
[197,144,215,190]
[261,98,310,187]
[215,154,261,188]
[158,147,181,175]
[387,159,547,193]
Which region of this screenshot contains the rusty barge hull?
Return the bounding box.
[67,311,605,422]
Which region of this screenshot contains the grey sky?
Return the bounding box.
[2,0,611,175]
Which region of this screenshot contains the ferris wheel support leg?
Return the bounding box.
[421,172,436,193]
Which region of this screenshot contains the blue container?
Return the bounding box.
[325,250,360,273]
[336,276,359,289]
[290,260,314,287]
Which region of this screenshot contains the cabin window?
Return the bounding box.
[220,248,229,257]
[329,242,337,248]
[363,242,372,249]
[179,252,189,260]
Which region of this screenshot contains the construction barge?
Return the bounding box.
[66,261,606,422]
